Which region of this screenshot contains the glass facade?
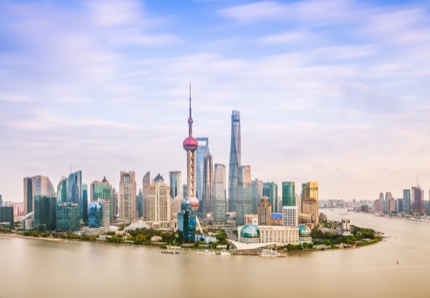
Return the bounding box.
[169,171,182,200]
[236,165,252,225]
[56,203,80,232]
[34,195,57,230]
[213,164,226,223]
[228,110,241,212]
[0,206,14,226]
[88,201,103,228]
[57,177,68,204]
[196,137,209,213]
[91,178,113,223]
[178,199,197,242]
[119,171,137,222]
[67,171,83,221]
[251,179,263,214]
[282,182,295,207]
[263,182,279,212]
[403,189,411,214]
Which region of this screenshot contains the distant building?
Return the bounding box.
[67,171,84,221]
[142,172,150,220]
[244,214,258,224]
[119,171,137,222]
[282,182,295,207]
[412,186,425,215]
[112,188,118,221]
[90,177,113,222]
[263,182,278,213]
[237,224,299,245]
[282,206,298,227]
[0,194,3,207]
[23,175,56,215]
[202,148,214,216]
[403,189,411,214]
[57,177,67,204]
[341,219,351,236]
[236,165,252,225]
[0,206,14,227]
[271,213,282,226]
[88,201,104,228]
[213,163,227,224]
[169,171,182,201]
[196,137,209,213]
[56,203,80,232]
[251,179,263,214]
[147,174,171,229]
[301,182,319,226]
[258,197,272,226]
[228,110,241,212]
[34,195,57,230]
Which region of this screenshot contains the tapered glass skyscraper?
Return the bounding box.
[228,110,241,212]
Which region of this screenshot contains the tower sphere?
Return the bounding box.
[188,197,199,211]
[183,137,198,151]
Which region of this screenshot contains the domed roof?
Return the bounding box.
[189,197,199,211]
[240,224,260,239]
[298,224,311,237]
[183,137,198,151]
[154,174,164,183]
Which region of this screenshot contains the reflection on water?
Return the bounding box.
[1,209,430,298]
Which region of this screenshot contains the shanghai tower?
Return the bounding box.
[228,110,241,212]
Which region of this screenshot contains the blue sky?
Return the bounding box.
[1,0,430,202]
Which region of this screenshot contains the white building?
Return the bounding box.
[147,174,171,229]
[282,206,298,227]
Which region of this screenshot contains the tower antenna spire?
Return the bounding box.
[189,81,192,118]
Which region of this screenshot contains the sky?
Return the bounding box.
[1,0,430,202]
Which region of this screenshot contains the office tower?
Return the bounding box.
[34,195,57,230]
[147,174,171,228]
[90,177,113,223]
[396,198,404,213]
[119,171,137,222]
[137,189,143,218]
[56,202,80,232]
[23,175,56,215]
[403,189,411,214]
[178,86,200,242]
[0,194,3,207]
[282,182,295,207]
[412,186,424,214]
[251,179,263,214]
[228,110,241,212]
[112,188,118,221]
[263,182,279,212]
[282,206,298,227]
[203,149,214,216]
[182,184,188,199]
[88,201,103,228]
[0,206,14,226]
[301,182,319,226]
[258,197,272,226]
[236,165,252,225]
[169,171,182,200]
[142,172,150,220]
[213,163,226,224]
[82,184,88,223]
[101,201,110,227]
[196,137,209,212]
[57,177,67,204]
[67,171,84,221]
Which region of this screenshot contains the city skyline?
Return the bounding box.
[1,0,430,201]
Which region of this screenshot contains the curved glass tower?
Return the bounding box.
[228,110,241,212]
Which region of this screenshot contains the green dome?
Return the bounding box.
[298,224,311,237]
[240,224,260,238]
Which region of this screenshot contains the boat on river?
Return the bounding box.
[197,250,216,256]
[259,249,285,257]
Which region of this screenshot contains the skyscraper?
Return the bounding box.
[88,201,103,228]
[142,171,150,220]
[236,165,252,225]
[263,182,279,212]
[23,175,56,215]
[301,182,319,226]
[90,177,113,223]
[82,183,88,223]
[119,171,137,222]
[251,179,263,214]
[412,185,424,215]
[178,85,200,242]
[403,189,411,214]
[0,194,2,207]
[169,171,182,201]
[258,197,272,226]
[282,182,295,207]
[228,110,241,212]
[203,149,214,216]
[57,177,67,204]
[147,174,171,228]
[282,206,298,227]
[34,195,57,230]
[213,163,226,224]
[67,171,84,221]
[196,137,209,212]
[56,202,80,232]
[112,188,118,221]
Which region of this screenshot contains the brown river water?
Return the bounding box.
[1,209,429,298]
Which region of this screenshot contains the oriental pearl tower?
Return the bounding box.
[178,84,199,242]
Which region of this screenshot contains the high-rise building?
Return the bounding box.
[178,86,200,242]
[196,137,209,212]
[88,201,103,228]
[282,206,298,227]
[412,186,424,215]
[137,189,143,218]
[0,206,14,226]
[142,172,150,220]
[82,184,88,223]
[203,149,214,216]
[34,195,57,230]
[57,177,68,204]
[0,194,2,207]
[258,197,272,226]
[251,179,263,214]
[119,171,137,222]
[90,177,113,223]
[236,165,252,225]
[301,182,319,226]
[112,188,118,221]
[403,189,411,214]
[228,110,241,212]
[282,182,295,207]
[23,175,56,215]
[169,171,182,201]
[263,182,279,212]
[147,174,171,228]
[213,164,226,224]
[56,202,80,232]
[67,171,84,221]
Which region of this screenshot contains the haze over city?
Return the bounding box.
[1,0,430,202]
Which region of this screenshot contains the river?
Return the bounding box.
[1,209,429,298]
